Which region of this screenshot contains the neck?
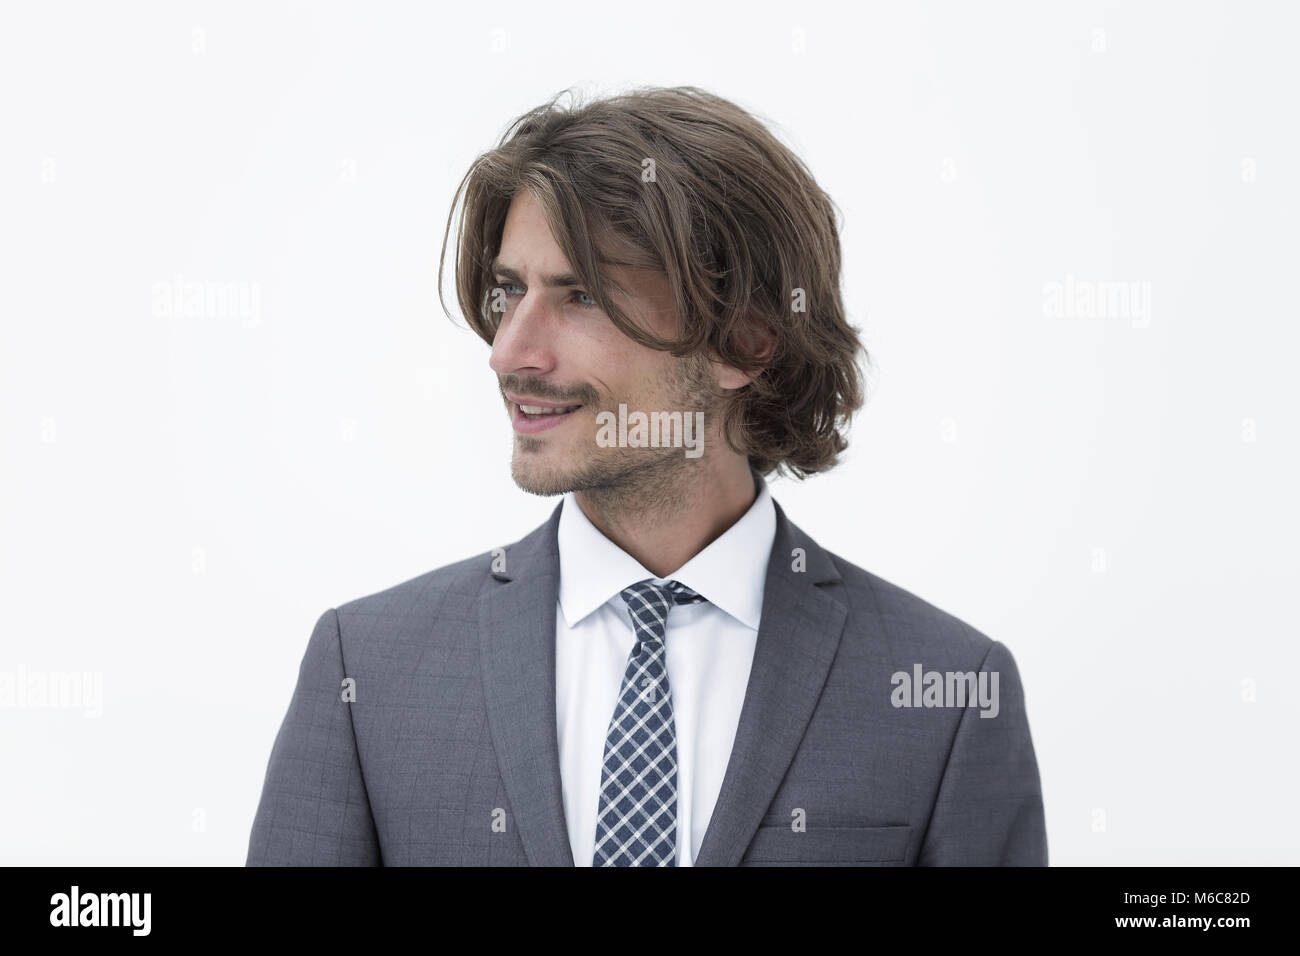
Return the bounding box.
[574,455,759,578]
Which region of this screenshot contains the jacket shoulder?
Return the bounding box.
[823,548,999,668]
[331,548,493,628]
[317,504,561,659]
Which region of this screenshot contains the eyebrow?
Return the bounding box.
[489,258,583,289]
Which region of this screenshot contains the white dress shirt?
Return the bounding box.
[554,478,776,866]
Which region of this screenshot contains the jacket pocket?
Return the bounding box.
[741,825,911,865]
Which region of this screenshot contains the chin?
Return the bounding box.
[511,447,682,499]
[510,451,582,497]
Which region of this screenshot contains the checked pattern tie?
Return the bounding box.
[592,578,707,866]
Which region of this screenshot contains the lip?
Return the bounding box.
[506,394,584,434]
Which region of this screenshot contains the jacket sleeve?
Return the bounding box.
[246,608,381,865]
[917,640,1048,865]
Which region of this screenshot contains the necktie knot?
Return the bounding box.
[620,579,706,644]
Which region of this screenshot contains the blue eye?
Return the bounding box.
[492,281,598,310]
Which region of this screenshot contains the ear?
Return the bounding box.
[712,316,775,390]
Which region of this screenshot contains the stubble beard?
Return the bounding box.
[508,354,721,515]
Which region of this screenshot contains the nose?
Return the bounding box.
[488,289,558,378]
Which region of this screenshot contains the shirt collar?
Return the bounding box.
[557,475,776,631]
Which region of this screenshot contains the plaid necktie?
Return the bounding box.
[592,578,707,866]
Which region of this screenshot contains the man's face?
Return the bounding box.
[488,189,717,496]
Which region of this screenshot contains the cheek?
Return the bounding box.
[611,349,675,396]
[574,320,683,401]
[580,330,648,384]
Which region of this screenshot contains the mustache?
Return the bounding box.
[499,376,601,406]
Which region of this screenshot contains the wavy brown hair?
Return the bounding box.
[438,85,867,479]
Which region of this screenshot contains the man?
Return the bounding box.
[246,86,1047,866]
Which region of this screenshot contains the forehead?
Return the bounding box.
[496,191,672,308]
[498,190,566,266]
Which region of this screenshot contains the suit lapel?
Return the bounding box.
[478,495,847,868]
[478,502,575,866]
[693,500,848,866]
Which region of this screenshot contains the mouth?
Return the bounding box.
[506,395,584,435]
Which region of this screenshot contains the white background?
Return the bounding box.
[2,0,1296,865]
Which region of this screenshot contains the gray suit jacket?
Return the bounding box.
[247,497,1047,866]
